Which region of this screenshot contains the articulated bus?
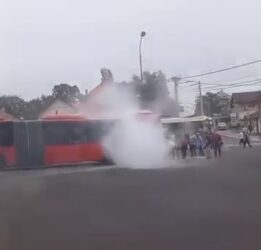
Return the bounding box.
[0,111,159,169]
[0,115,113,169]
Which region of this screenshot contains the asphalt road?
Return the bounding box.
[1,143,261,250]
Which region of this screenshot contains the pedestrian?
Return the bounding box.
[243,132,252,148]
[213,132,222,157]
[189,134,197,157]
[204,133,212,159]
[239,131,245,146]
[168,133,176,159]
[180,137,188,159]
[248,124,253,134]
[196,133,204,156]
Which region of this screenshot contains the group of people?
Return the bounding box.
[239,131,252,148]
[168,131,223,159]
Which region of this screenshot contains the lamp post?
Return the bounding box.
[139,31,146,83]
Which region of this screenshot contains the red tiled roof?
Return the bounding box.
[88,82,106,96]
[76,81,112,115]
[0,111,16,121]
[41,114,86,121]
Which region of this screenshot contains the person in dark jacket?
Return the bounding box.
[248,124,253,134]
[204,133,212,159]
[180,137,188,159]
[189,134,197,157]
[212,132,222,157]
[243,132,252,148]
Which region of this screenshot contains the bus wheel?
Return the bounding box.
[101,157,114,165]
[0,156,6,169]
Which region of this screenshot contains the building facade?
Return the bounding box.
[231,91,261,133]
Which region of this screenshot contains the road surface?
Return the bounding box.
[0,141,261,250]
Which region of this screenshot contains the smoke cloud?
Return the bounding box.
[96,84,169,168]
[103,117,168,168]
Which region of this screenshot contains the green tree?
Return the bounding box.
[194,91,231,116]
[139,71,169,101]
[52,83,82,104]
[23,95,55,119]
[0,95,27,119]
[129,71,178,116]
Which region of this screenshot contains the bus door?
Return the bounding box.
[27,121,44,166]
[0,121,16,167]
[43,121,79,165]
[14,121,32,167]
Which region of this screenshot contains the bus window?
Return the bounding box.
[43,120,114,145]
[85,120,113,143]
[71,125,87,144]
[0,122,14,146]
[43,122,72,145]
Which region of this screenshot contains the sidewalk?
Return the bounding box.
[218,130,261,142]
[249,134,261,142]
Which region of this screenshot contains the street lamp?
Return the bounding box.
[139,31,146,83]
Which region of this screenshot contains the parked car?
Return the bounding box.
[217,122,227,130]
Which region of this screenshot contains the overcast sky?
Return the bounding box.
[1,0,261,109]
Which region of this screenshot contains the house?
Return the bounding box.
[0,109,17,121]
[40,100,78,118]
[40,69,113,119]
[231,91,261,133]
[76,68,114,117]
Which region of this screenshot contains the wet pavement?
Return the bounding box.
[1,144,261,250]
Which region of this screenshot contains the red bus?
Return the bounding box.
[0,111,158,169]
[0,116,113,169]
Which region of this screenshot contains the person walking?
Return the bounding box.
[243,132,252,148]
[239,131,245,146]
[204,133,212,159]
[248,124,253,134]
[213,132,223,157]
[180,136,188,159]
[196,133,204,156]
[189,134,197,157]
[168,133,176,159]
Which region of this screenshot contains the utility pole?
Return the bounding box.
[198,81,204,116]
[139,31,146,83]
[171,77,181,116]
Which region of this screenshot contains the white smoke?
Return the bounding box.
[103,116,168,168]
[91,84,169,168]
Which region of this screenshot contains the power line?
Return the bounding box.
[179,80,198,85]
[181,59,261,79]
[202,78,261,87]
[179,73,261,86]
[202,79,261,89]
[180,78,261,89]
[203,81,261,91]
[218,82,261,91]
[203,73,261,85]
